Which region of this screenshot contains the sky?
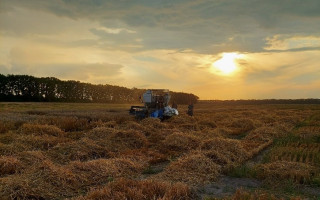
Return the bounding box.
[0,0,320,100]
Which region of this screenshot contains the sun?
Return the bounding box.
[212,52,243,75]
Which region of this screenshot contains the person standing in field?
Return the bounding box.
[187,103,194,116]
[172,101,178,109]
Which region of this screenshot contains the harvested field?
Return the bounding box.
[0,160,79,199]
[225,188,303,200]
[75,178,194,200]
[155,152,221,184]
[0,102,319,199]
[0,156,21,175]
[163,132,200,152]
[68,158,145,185]
[256,161,319,184]
[47,138,113,164]
[19,123,65,137]
[200,138,249,166]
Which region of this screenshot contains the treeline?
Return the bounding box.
[201,99,320,105]
[0,74,199,104]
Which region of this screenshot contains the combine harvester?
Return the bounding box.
[129,89,178,120]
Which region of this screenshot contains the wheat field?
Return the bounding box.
[0,102,319,199]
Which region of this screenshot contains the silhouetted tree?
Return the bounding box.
[0,74,199,104]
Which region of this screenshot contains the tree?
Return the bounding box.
[0,74,200,104]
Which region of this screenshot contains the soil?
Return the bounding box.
[196,175,262,199]
[139,161,170,179]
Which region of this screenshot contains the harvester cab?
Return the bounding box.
[129,89,178,119]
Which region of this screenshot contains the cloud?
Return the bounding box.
[0,42,125,84]
[1,0,319,53]
[0,62,124,84]
[265,35,320,51]
[1,0,320,99]
[240,51,320,97]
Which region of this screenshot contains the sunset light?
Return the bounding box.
[1,1,320,199]
[212,53,243,75]
[1,0,320,100]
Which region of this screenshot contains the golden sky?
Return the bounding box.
[1,0,320,99]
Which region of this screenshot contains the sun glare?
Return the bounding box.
[212,52,243,75]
